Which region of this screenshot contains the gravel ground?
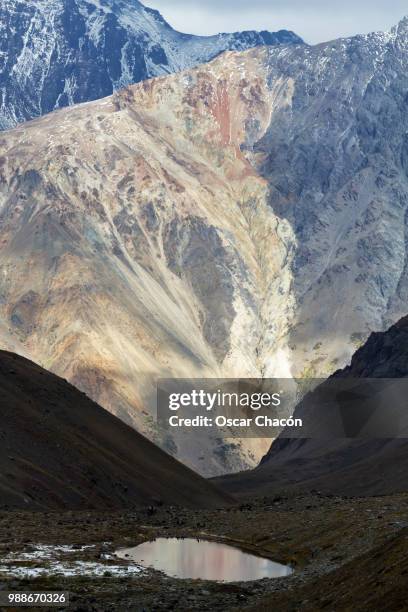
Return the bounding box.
[0,492,407,611]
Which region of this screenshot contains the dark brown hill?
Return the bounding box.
[217,316,408,498]
[0,351,231,510]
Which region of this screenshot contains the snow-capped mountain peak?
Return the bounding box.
[0,0,303,129]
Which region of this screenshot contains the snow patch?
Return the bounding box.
[0,544,144,579]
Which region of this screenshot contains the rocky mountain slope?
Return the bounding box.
[217,316,408,497]
[2,19,408,475]
[0,350,231,510]
[0,0,302,129]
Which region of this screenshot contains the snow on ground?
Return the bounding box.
[0,544,144,578]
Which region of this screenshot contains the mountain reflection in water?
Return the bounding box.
[116,538,293,582]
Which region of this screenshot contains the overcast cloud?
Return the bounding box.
[142,0,408,44]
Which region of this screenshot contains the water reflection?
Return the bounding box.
[116,538,293,582]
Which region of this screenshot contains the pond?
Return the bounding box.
[116,538,293,582]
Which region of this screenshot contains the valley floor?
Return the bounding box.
[0,493,407,611]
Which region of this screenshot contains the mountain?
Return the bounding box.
[0,350,231,510]
[0,0,302,129]
[217,316,408,498]
[2,19,408,475]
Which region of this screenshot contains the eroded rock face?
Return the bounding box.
[0,0,302,129]
[2,20,408,474]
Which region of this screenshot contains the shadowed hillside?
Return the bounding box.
[217,316,408,498]
[0,351,231,510]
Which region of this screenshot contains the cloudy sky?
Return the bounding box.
[142,0,408,44]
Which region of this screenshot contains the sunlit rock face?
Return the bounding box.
[1,18,408,474]
[0,0,302,130]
